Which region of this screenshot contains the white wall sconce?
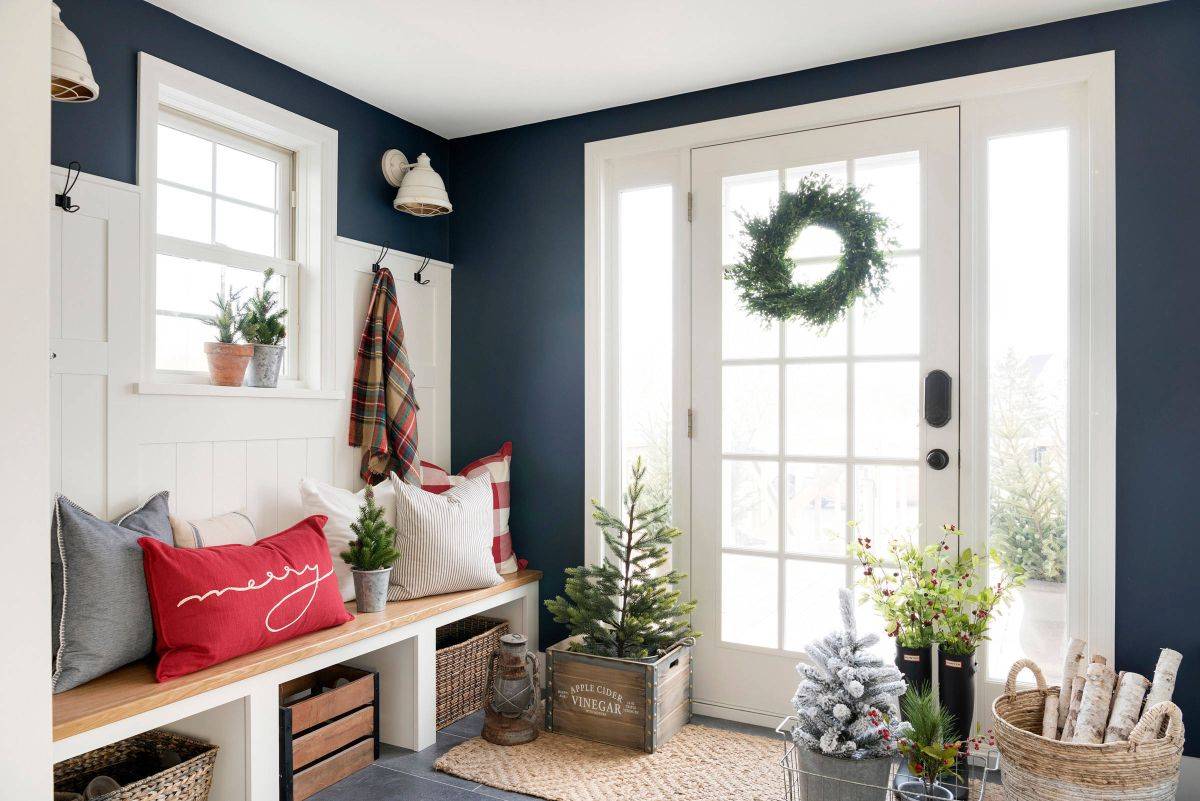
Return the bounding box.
[51,3,99,102]
[381,149,452,217]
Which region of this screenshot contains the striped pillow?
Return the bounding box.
[419,441,524,574]
[387,473,503,600]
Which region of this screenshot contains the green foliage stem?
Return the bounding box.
[204,286,245,344]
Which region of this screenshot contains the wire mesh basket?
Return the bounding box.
[778,716,1001,801]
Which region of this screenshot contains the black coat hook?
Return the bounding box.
[414,257,431,286]
[372,242,390,273]
[55,161,82,213]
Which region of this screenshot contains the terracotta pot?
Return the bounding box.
[203,341,253,386]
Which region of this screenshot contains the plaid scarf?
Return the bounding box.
[349,267,420,485]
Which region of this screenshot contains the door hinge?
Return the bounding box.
[687,408,694,438]
[686,192,693,223]
[290,190,297,209]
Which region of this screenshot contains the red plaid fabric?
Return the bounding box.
[349,267,420,485]
[420,442,525,574]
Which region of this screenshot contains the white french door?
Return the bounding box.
[689,109,960,722]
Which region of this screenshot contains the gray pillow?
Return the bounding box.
[51,492,173,692]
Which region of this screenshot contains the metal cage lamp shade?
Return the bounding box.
[381,149,452,217]
[51,3,99,103]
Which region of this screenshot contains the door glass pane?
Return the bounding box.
[723,364,779,455]
[853,361,919,458]
[785,463,847,556]
[783,561,843,651]
[854,464,919,548]
[618,185,674,507]
[722,170,777,265]
[723,460,778,551]
[785,363,847,457]
[855,151,920,250]
[722,553,778,648]
[854,256,920,356]
[785,262,847,357]
[723,280,778,359]
[985,129,1070,683]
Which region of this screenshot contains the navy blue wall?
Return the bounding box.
[52,0,448,261]
[449,0,1200,750]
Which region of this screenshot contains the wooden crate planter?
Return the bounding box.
[544,636,692,753]
[279,665,380,801]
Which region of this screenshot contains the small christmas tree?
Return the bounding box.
[545,458,698,659]
[792,588,908,759]
[339,486,400,571]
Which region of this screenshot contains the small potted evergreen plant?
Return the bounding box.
[202,287,252,386]
[240,267,288,388]
[894,684,962,801]
[790,587,906,801]
[543,458,699,751]
[339,486,400,613]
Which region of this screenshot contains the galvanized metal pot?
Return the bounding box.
[246,343,285,388]
[797,749,892,801]
[352,568,390,613]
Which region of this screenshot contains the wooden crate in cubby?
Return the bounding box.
[279,665,380,801]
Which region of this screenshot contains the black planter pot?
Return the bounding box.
[895,644,934,699]
[937,651,976,743]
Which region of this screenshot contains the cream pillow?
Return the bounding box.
[387,473,502,600]
[169,511,256,549]
[299,478,396,601]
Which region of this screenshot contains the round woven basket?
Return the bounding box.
[992,659,1185,801]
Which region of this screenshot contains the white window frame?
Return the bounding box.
[585,53,1115,678]
[154,106,300,379]
[137,53,338,393]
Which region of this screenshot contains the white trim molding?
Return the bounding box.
[136,53,339,391]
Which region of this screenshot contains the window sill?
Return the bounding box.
[135,382,345,400]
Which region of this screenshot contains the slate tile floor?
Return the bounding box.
[308,711,777,801]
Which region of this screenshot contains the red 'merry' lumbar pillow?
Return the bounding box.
[140,515,353,681]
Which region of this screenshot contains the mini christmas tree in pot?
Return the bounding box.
[790,587,907,801]
[339,485,400,613]
[542,458,699,751]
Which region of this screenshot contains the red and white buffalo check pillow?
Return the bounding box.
[419,441,525,574]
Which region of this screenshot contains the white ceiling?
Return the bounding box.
[145,0,1158,139]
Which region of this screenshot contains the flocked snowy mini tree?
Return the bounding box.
[792,588,909,759]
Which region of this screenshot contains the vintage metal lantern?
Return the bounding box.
[481,633,539,745]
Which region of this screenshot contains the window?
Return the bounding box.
[138,53,339,393]
[153,108,297,376]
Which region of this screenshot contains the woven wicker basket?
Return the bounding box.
[54,729,218,801]
[993,658,1184,801]
[435,615,510,729]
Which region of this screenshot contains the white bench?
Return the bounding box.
[52,570,541,801]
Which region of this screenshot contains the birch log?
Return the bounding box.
[1057,638,1088,730]
[1146,648,1183,709]
[1104,672,1151,743]
[1072,656,1116,745]
[1061,675,1086,741]
[1041,694,1060,738]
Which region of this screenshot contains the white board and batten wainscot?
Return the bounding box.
[47,166,540,801]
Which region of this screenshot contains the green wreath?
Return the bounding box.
[725,176,894,327]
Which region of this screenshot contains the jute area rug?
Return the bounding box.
[435,724,784,801]
[435,724,1006,801]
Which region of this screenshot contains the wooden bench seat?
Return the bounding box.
[53,569,542,742]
